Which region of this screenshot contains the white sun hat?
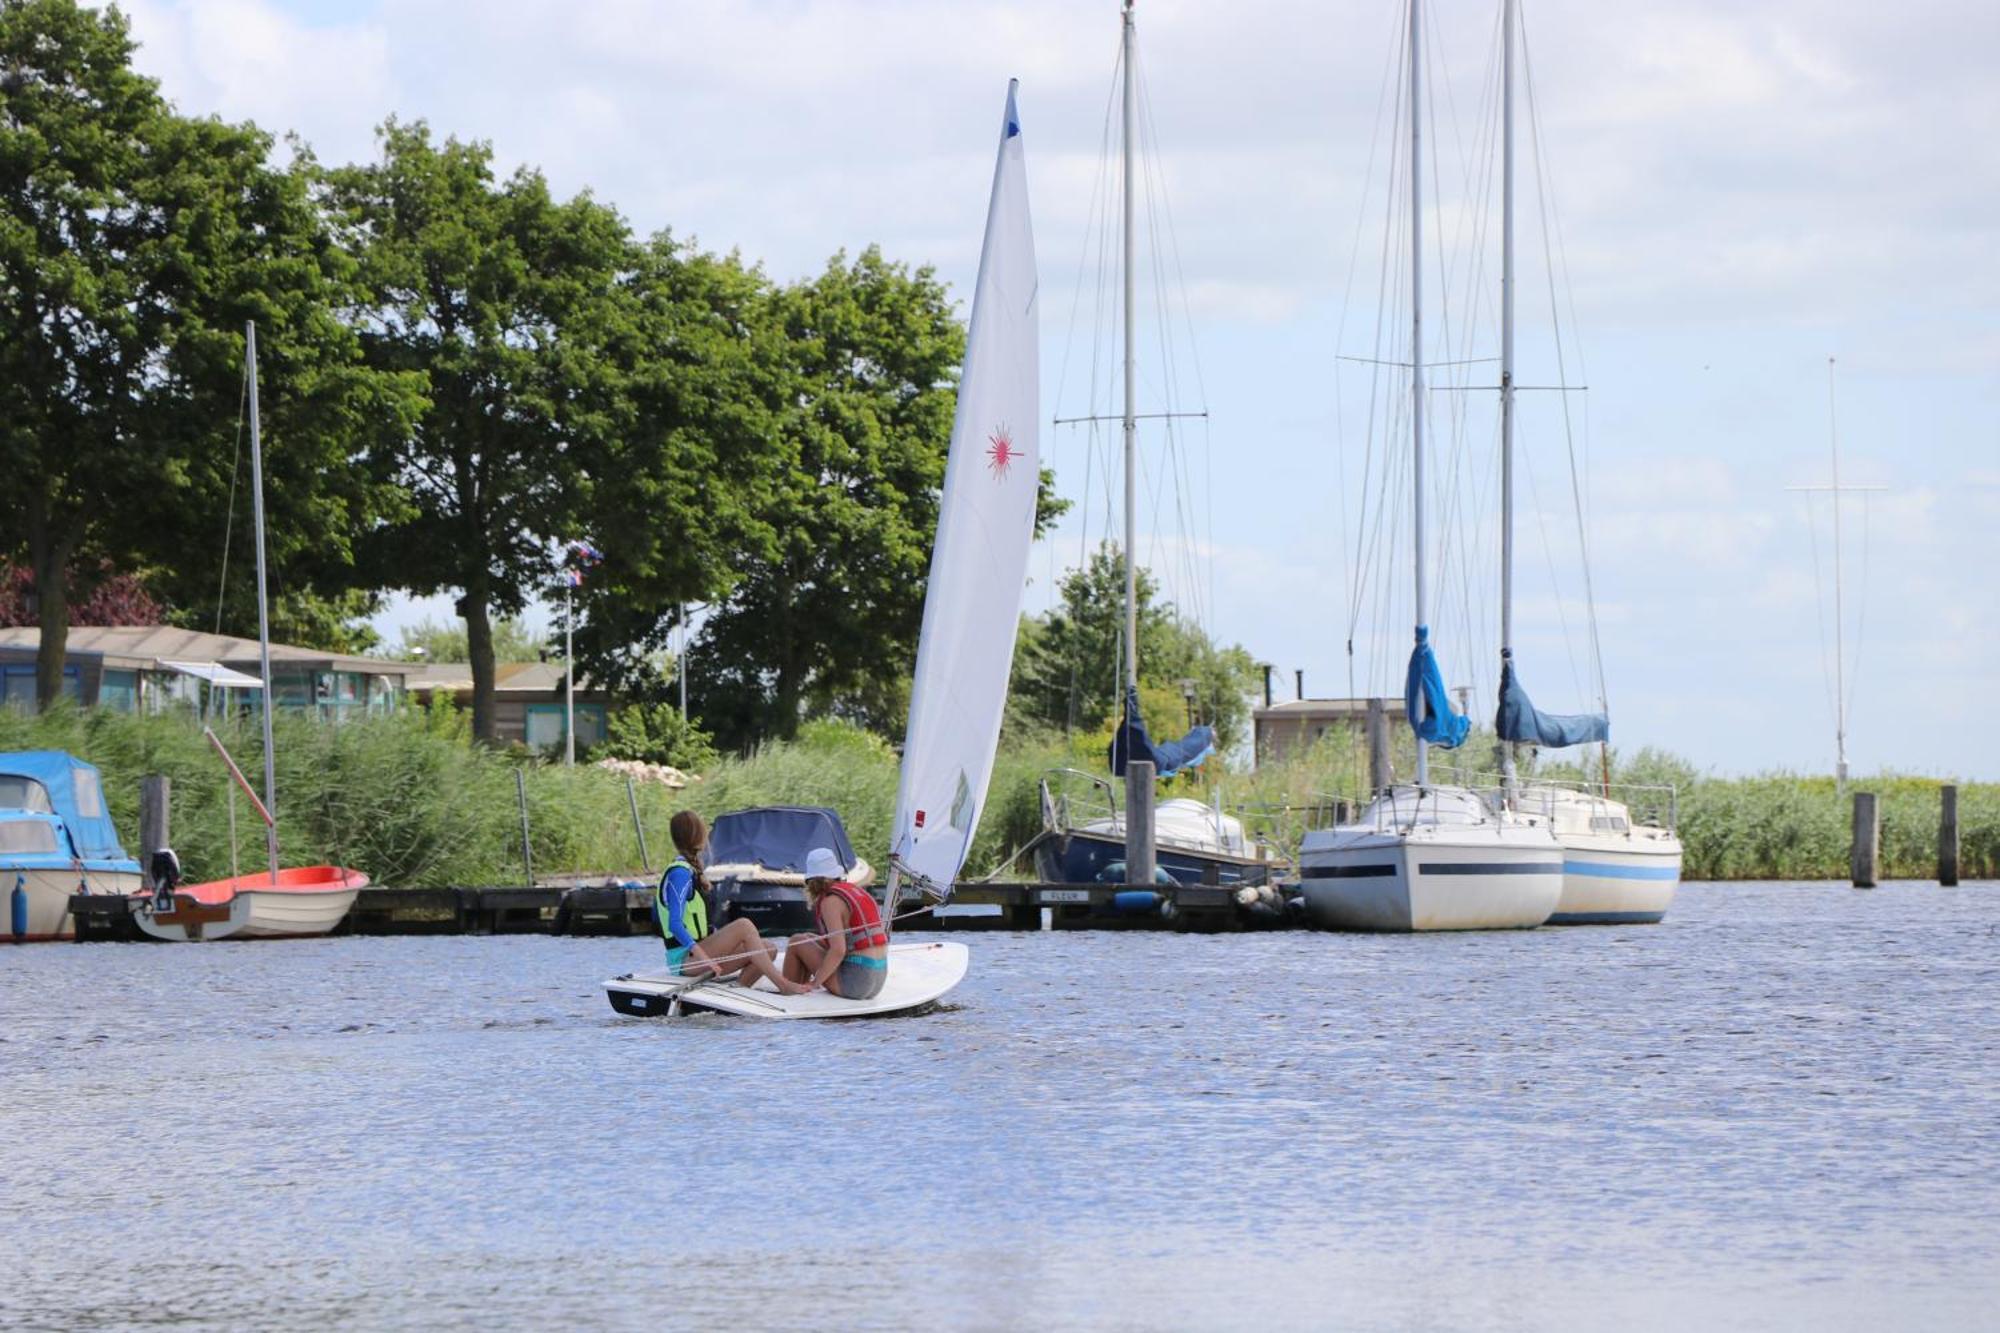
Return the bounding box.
[803,847,846,880]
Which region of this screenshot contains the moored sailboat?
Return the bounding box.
[133,321,367,942]
[1298,0,1563,933]
[1485,0,1681,922]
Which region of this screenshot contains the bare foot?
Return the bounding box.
[778,978,812,996]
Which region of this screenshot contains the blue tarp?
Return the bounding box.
[705,806,856,873]
[1404,626,1471,749]
[1110,685,1216,779]
[0,751,137,869]
[1496,654,1608,749]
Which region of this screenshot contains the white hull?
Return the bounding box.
[236,886,359,938]
[8,870,144,941]
[1550,835,1682,925]
[605,941,969,1020]
[134,884,360,942]
[1298,787,1563,932]
[1512,785,1683,925]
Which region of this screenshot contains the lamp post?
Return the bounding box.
[1179,678,1197,730]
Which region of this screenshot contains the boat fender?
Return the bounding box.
[1111,889,1161,915]
[10,875,26,940]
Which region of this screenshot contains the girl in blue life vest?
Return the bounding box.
[780,846,890,1001]
[659,811,803,993]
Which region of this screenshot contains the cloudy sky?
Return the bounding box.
[116,0,1998,778]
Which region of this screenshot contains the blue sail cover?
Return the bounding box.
[1496,654,1608,749]
[1404,626,1471,749]
[1110,686,1215,779]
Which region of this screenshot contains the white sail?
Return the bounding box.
[887,80,1039,902]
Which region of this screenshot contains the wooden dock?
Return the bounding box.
[70,880,1297,940]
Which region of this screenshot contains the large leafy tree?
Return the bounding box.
[324,121,637,741]
[567,236,787,705]
[682,247,1066,749]
[0,0,410,704]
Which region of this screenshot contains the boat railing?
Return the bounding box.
[1504,778,1680,833]
[1038,768,1120,835]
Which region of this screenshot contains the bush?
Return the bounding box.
[594,703,718,772]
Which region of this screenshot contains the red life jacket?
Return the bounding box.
[819,880,888,952]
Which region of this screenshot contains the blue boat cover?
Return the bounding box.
[1404,626,1470,749]
[0,751,136,869]
[1110,685,1216,779]
[1496,653,1608,749]
[705,806,856,873]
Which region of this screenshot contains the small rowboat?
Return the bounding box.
[136,866,367,942]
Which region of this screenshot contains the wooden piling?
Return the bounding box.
[1851,790,1879,888]
[515,769,534,887]
[1125,758,1156,886]
[626,777,652,873]
[1366,697,1391,795]
[139,775,170,889]
[1939,784,1959,887]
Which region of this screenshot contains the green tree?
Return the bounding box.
[0,1,414,705]
[681,247,1067,749]
[377,614,546,664]
[568,237,787,707]
[324,120,637,742]
[1010,542,1258,751]
[592,702,718,773]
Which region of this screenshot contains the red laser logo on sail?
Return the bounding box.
[986,427,1018,481]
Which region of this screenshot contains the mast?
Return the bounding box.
[1828,356,1847,793]
[245,320,280,885]
[1409,0,1429,788]
[1121,0,1139,693]
[1498,0,1517,802]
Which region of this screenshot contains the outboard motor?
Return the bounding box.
[149,849,182,914]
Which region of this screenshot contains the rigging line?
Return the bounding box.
[1336,4,1407,688]
[1135,57,1215,639]
[215,361,250,634]
[1801,491,1839,727]
[1521,7,1608,711]
[1051,37,1125,443]
[1520,402,1589,705]
[1848,492,1871,736]
[1350,3,1410,649]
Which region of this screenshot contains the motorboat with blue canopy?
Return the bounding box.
[2,751,142,941]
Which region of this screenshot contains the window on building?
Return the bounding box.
[99,669,139,713]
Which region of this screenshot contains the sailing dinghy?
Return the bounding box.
[606,80,1039,1020]
[133,323,368,943]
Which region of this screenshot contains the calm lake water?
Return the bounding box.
[4,881,1997,1331]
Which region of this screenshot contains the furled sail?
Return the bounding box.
[886,81,1039,904]
[1110,685,1215,779]
[1496,651,1608,748]
[1405,624,1471,749]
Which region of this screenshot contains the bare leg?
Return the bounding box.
[784,934,826,987]
[694,919,800,992]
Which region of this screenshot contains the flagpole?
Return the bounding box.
[564,580,575,767]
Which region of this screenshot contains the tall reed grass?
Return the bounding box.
[0,705,1989,885]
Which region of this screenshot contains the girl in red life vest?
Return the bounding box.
[782,846,889,1000]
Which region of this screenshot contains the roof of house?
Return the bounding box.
[0,626,408,677]
[1254,697,1408,721]
[399,660,603,696]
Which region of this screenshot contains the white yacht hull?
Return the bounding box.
[8,870,144,941]
[1549,837,1682,925]
[1299,828,1563,932]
